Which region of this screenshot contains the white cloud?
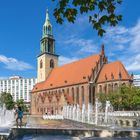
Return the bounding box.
[105,26,131,45]
[0,55,33,71]
[129,19,140,52]
[123,54,140,71]
[64,37,98,54]
[78,44,98,54]
[59,56,79,66]
[103,19,140,72]
[57,13,140,73]
[105,19,140,51]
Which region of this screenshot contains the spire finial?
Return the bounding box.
[101,44,104,55]
[46,8,49,21]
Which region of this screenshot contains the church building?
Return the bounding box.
[31,10,132,115]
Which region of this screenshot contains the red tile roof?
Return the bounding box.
[32,55,131,93]
[97,61,131,83]
[32,54,100,92]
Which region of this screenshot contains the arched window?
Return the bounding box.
[62,89,65,93]
[50,59,54,68]
[72,87,74,103]
[81,86,84,104]
[114,83,118,91]
[67,88,69,95]
[89,85,92,103]
[108,84,111,93]
[104,84,107,94]
[76,87,79,104]
[40,60,43,69]
[99,85,102,93]
[44,26,46,35]
[111,84,113,92]
[48,25,51,35]
[122,83,126,86]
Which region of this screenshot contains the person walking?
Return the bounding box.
[16,106,23,128]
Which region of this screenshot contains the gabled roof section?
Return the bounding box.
[32,54,100,92]
[97,61,131,83]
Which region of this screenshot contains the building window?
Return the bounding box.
[50,59,54,68]
[67,88,69,95]
[89,85,92,103]
[81,86,84,104]
[48,25,51,35]
[104,84,107,94]
[99,85,102,93]
[122,83,126,86]
[72,88,74,103]
[62,89,64,93]
[111,84,113,92]
[76,87,79,104]
[114,83,118,91]
[108,84,111,93]
[44,26,46,35]
[40,60,43,69]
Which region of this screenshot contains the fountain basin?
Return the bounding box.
[8,127,140,140]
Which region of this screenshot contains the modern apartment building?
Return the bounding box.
[0,76,37,103]
[133,74,140,87]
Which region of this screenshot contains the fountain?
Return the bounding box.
[9,99,140,139]
[0,104,15,127]
[62,99,140,128]
[0,104,15,139]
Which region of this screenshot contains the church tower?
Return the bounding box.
[37,9,59,83]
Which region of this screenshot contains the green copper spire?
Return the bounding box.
[43,9,53,37]
[40,9,55,54]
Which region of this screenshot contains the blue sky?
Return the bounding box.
[0,0,140,78]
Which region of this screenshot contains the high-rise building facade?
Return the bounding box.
[133,74,140,87]
[0,76,37,102]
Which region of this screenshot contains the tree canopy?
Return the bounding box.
[52,0,122,36]
[0,93,28,111]
[98,86,140,111]
[16,99,28,112]
[0,92,15,110]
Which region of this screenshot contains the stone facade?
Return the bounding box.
[37,53,58,82]
[31,79,131,115]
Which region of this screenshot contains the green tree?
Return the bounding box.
[98,86,140,111]
[98,93,108,105]
[52,0,123,36]
[16,99,28,112]
[0,92,15,110]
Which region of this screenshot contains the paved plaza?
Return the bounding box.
[22,115,94,129]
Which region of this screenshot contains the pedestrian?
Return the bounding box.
[16,106,23,128]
